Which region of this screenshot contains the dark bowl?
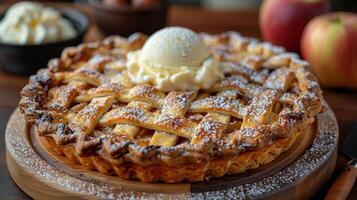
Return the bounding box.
[89,0,167,37]
[0,8,89,75]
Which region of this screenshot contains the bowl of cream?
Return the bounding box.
[0,2,89,75]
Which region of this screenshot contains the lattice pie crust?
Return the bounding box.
[20,32,323,183]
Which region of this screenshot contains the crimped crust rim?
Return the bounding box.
[19,32,323,173]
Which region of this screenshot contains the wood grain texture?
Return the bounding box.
[31,119,316,194]
[32,128,190,194]
[325,164,357,200]
[5,106,338,199]
[190,124,316,192]
[0,3,356,200]
[6,152,89,200]
[297,150,338,200]
[6,110,189,199]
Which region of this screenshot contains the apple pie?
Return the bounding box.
[20,28,323,183]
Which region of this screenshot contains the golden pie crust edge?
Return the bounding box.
[19,33,323,183]
[41,123,309,183]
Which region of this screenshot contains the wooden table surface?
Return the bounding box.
[0,3,356,200]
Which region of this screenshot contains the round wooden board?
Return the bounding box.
[6,103,339,200]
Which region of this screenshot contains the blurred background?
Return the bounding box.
[0,0,356,199]
[0,0,356,10]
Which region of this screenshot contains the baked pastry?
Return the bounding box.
[20,27,323,183]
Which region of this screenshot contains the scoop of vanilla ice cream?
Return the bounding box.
[127,27,225,91]
[0,2,77,45]
[139,27,210,68]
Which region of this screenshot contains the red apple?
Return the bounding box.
[132,0,160,9]
[103,0,129,7]
[260,0,328,52]
[301,12,357,88]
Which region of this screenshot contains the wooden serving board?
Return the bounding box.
[6,103,339,200]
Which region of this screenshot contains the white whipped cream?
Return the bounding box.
[127,51,223,91]
[126,27,224,91]
[0,2,77,45]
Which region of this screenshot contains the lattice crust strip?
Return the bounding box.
[99,105,196,139]
[241,90,279,128]
[149,91,197,146]
[191,113,230,144]
[69,97,116,135]
[19,31,323,170]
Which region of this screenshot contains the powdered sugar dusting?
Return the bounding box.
[195,118,224,140]
[7,102,337,199]
[121,107,148,122]
[133,85,165,104]
[156,114,185,130]
[164,91,195,113]
[190,96,246,118]
[189,103,337,199]
[6,109,188,199]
